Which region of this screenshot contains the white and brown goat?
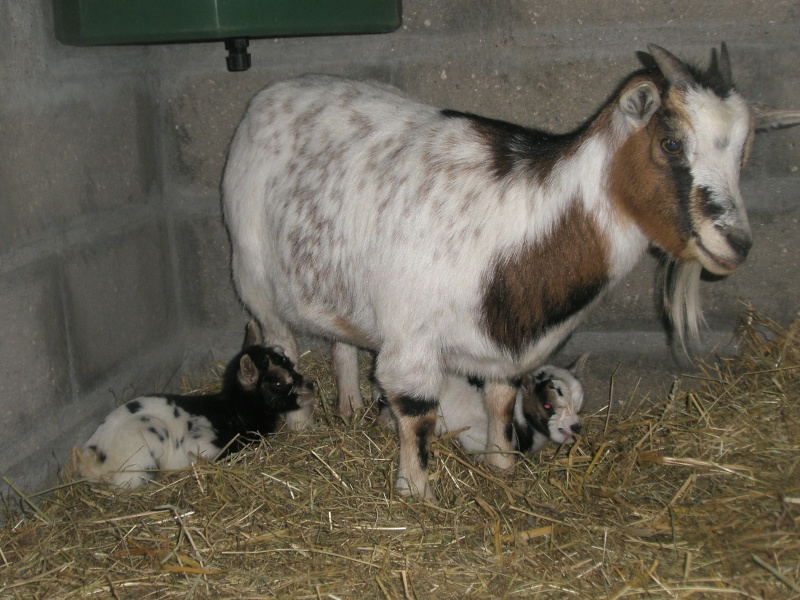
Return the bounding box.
[74,322,315,489]
[222,44,799,500]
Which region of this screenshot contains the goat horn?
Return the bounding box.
[648,44,694,87]
[709,44,733,90]
[717,42,733,89]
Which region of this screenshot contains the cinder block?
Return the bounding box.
[730,44,800,180]
[0,261,72,465]
[0,1,47,81]
[584,259,663,331]
[166,64,392,193]
[174,216,247,330]
[488,0,798,31]
[397,1,492,34]
[0,83,157,254]
[63,222,174,387]
[706,206,800,326]
[395,54,632,132]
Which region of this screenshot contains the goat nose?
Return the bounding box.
[726,229,752,261]
[570,423,582,435]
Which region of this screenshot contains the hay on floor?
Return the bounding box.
[1,308,799,598]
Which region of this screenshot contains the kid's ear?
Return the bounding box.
[242,320,263,349]
[568,353,590,377]
[618,80,661,129]
[238,354,260,390]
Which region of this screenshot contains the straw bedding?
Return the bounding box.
[1,309,798,598]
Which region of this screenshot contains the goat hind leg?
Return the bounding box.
[332,342,365,419]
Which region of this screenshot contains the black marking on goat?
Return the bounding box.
[657,110,695,239]
[415,419,435,471]
[515,422,535,454]
[671,158,695,239]
[534,381,558,416]
[148,426,166,444]
[441,109,578,181]
[504,422,515,443]
[688,61,735,99]
[518,379,555,440]
[695,186,726,222]
[126,400,142,414]
[467,375,485,390]
[88,444,107,464]
[140,416,150,423]
[173,407,181,419]
[187,420,194,431]
[394,395,438,418]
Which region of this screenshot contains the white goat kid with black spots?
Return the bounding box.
[437,356,588,458]
[401,355,587,459]
[222,44,800,501]
[369,355,587,456]
[75,322,315,489]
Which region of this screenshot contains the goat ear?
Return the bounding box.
[238,354,260,390]
[619,81,661,127]
[242,319,262,349]
[751,103,800,132]
[568,353,590,377]
[648,44,694,88]
[269,344,287,357]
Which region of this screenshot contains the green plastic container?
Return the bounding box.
[52,0,402,45]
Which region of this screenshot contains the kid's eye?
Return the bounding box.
[661,138,683,155]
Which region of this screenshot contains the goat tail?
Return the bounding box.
[660,258,705,350]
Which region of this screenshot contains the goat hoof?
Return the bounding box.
[484,451,516,471]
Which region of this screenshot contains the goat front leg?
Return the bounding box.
[389,393,438,502]
[483,381,518,470]
[332,342,365,419]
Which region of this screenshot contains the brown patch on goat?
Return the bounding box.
[347,109,375,139]
[608,100,693,259]
[482,203,609,353]
[332,317,375,349]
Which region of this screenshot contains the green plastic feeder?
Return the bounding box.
[52,0,403,71]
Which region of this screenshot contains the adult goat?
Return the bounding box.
[222,44,799,500]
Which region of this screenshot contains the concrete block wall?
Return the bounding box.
[0,1,183,495]
[1,0,797,496]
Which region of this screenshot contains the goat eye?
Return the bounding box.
[661,138,683,155]
[269,380,291,392]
